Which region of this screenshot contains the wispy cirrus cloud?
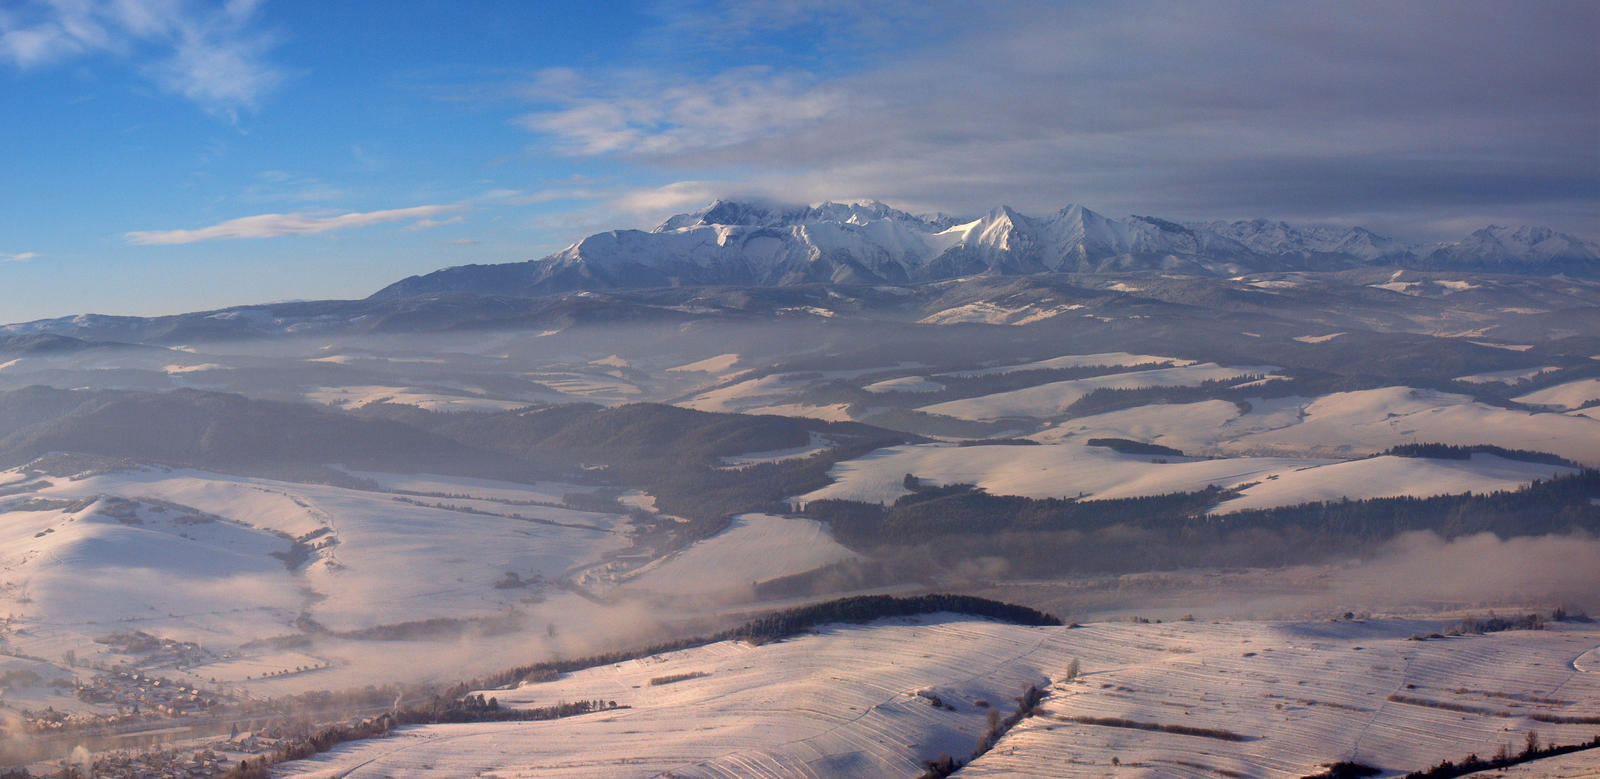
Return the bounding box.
[404,215,465,231]
[126,205,463,245]
[1,252,39,263]
[0,0,284,116]
[516,66,841,157]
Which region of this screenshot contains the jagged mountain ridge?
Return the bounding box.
[371,200,1599,299]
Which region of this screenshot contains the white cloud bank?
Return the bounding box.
[515,0,1599,240]
[126,205,464,245]
[0,252,39,263]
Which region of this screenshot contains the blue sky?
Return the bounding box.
[2,0,1596,322]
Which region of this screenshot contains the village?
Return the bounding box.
[46,730,301,779]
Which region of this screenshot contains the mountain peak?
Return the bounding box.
[654,198,798,232]
[369,200,1599,300]
[1432,224,1599,265]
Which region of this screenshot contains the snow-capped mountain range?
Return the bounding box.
[372,200,1598,298]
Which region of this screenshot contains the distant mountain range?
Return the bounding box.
[3,201,1595,344]
[372,200,1600,299]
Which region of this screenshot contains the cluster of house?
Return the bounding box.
[94,631,213,669]
[71,671,219,719]
[36,726,296,778]
[58,747,230,779]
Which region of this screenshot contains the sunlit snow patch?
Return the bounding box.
[667,353,740,373]
[863,376,945,393]
[1454,366,1559,384]
[941,352,1192,378]
[1513,378,1600,411]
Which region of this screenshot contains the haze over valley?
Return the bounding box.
[1,2,1597,777]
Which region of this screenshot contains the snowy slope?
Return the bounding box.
[620,513,856,599]
[960,619,1600,778]
[919,363,1275,421]
[793,443,1568,510]
[1426,224,1600,270]
[0,464,634,693]
[863,376,945,393]
[1029,399,1247,453]
[1212,454,1574,513]
[794,443,1324,505]
[1513,378,1600,410]
[1032,388,1600,467]
[939,352,1193,378]
[281,615,1600,779]
[1221,387,1600,466]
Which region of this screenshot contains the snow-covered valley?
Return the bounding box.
[2,263,1598,777]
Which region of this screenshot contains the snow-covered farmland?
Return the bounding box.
[939,352,1192,378]
[306,384,530,412]
[620,514,856,599]
[794,443,1323,505]
[668,353,741,373]
[863,375,945,393]
[336,469,598,505]
[281,615,1600,779]
[680,373,816,414]
[1035,388,1600,467]
[0,465,634,692]
[1484,749,1600,778]
[1029,399,1249,453]
[1514,378,1600,411]
[917,301,1084,325]
[522,370,645,400]
[738,401,855,422]
[1454,366,1560,384]
[919,363,1276,422]
[683,365,924,416]
[960,618,1600,778]
[1212,454,1574,513]
[1221,387,1600,466]
[792,443,1569,511]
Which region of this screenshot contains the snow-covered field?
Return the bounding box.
[336,469,598,504]
[939,352,1192,378]
[680,373,817,414]
[961,618,1600,778]
[669,353,742,374]
[719,432,834,467]
[0,465,635,698]
[794,443,1324,506]
[523,370,645,400]
[1454,366,1559,384]
[1477,749,1600,778]
[1034,387,1600,467]
[1514,378,1600,411]
[1212,454,1574,513]
[1030,399,1263,452]
[1221,387,1600,465]
[863,375,945,393]
[620,514,856,600]
[281,614,1600,779]
[681,365,920,417]
[917,300,1083,325]
[306,384,530,412]
[793,443,1570,510]
[919,363,1277,422]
